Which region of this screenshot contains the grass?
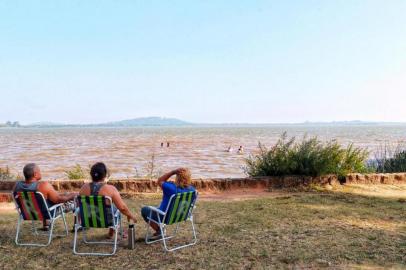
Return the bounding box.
[0,186,406,269]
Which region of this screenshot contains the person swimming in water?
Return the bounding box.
[237,146,244,154]
[226,146,233,152]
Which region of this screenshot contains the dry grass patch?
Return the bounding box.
[0,185,405,269]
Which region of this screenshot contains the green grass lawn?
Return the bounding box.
[0,185,406,269]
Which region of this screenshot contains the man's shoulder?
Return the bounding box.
[37,181,55,192]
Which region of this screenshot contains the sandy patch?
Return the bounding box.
[0,203,15,213]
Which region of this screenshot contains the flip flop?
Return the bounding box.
[106,230,128,240]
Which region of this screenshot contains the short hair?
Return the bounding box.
[176,168,192,188]
[90,162,108,182]
[23,163,38,180]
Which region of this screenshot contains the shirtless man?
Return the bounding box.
[13,163,76,229]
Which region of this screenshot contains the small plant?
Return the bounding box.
[65,164,89,180]
[0,166,18,181]
[144,153,162,179]
[244,133,369,178]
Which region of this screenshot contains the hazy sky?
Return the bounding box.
[0,1,405,124]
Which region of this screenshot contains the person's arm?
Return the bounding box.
[157,168,182,189]
[111,187,137,223]
[12,182,17,192]
[41,182,76,204]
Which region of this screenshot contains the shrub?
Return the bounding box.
[0,166,18,181]
[65,164,89,180]
[244,133,369,178]
[373,143,406,173]
[144,153,162,179]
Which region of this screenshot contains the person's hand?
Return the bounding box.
[173,168,185,175]
[69,192,78,200]
[127,215,137,224]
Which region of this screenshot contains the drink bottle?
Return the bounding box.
[128,224,135,249]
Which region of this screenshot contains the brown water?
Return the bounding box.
[1,125,406,179]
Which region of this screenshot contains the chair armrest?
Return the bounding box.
[48,203,64,212]
[146,206,166,215]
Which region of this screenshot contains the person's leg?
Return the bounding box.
[42,199,55,231]
[108,205,127,239]
[141,206,160,233]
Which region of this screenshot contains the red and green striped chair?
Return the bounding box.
[73,195,122,256]
[145,191,198,251]
[13,191,68,247]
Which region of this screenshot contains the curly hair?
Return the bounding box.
[176,168,192,188]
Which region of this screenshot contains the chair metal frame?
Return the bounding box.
[145,191,198,252]
[73,195,123,256]
[13,191,69,247]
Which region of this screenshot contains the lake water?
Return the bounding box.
[1,125,406,179]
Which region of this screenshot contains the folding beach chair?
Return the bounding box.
[73,195,123,256]
[145,191,198,252]
[13,191,68,247]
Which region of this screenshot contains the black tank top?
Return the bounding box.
[89,182,105,196]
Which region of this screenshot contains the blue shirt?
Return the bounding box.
[159,182,195,211]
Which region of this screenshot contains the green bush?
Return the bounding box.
[0,166,18,181]
[65,164,89,180]
[374,145,406,173]
[244,133,369,178]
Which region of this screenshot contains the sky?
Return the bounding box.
[0,0,406,124]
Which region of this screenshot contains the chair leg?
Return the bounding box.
[15,216,54,247]
[31,220,39,235]
[119,215,123,240]
[61,212,69,236]
[15,216,22,245]
[162,218,198,252]
[111,226,118,255]
[45,220,55,246]
[73,225,80,255]
[145,219,152,244]
[73,226,119,256]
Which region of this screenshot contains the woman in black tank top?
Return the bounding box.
[79,162,137,238]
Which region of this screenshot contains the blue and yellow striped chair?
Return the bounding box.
[12,191,68,247]
[145,191,198,251]
[73,195,122,256]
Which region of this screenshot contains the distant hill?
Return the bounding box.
[28,121,65,127]
[17,118,406,128]
[24,117,191,127]
[98,117,192,127]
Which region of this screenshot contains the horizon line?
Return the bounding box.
[3,117,406,127]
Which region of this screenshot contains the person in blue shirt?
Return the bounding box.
[141,168,195,239]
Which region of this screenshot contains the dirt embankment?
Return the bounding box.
[1,173,406,203]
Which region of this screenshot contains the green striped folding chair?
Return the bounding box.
[145,191,198,252]
[73,195,122,256]
[12,191,68,247]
